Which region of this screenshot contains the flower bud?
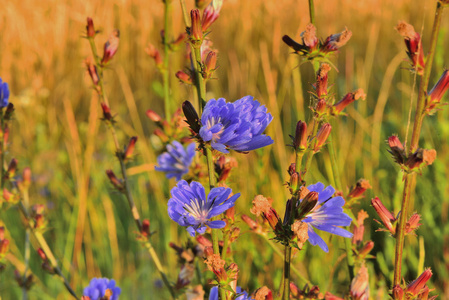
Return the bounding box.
[225,206,235,221]
[316,63,331,99]
[322,27,352,52]
[289,282,300,297]
[176,70,193,85]
[297,191,318,219]
[202,0,223,32]
[263,208,282,233]
[101,29,120,65]
[315,99,328,116]
[392,285,404,300]
[333,89,366,115]
[324,292,344,300]
[405,213,421,234]
[301,23,318,50]
[405,149,436,170]
[141,219,150,237]
[241,214,259,230]
[189,9,203,43]
[101,103,113,121]
[203,51,217,79]
[253,286,273,300]
[146,109,162,122]
[405,268,432,296]
[371,197,396,235]
[153,128,169,143]
[123,136,138,160]
[358,241,374,258]
[4,103,15,121]
[313,123,331,152]
[426,69,449,113]
[0,227,4,240]
[289,172,300,194]
[145,44,163,67]
[347,179,372,200]
[86,17,95,38]
[292,120,308,151]
[22,167,32,189]
[182,101,201,134]
[395,21,425,75]
[387,135,406,165]
[350,264,369,300]
[105,170,124,191]
[4,158,18,180]
[352,210,368,245]
[85,58,99,86]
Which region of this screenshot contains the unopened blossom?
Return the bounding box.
[292,120,308,151]
[316,63,331,99]
[145,43,163,67]
[202,0,223,32]
[168,180,239,236]
[82,278,121,300]
[405,268,433,297]
[371,197,396,235]
[395,21,425,74]
[0,78,10,108]
[313,123,331,152]
[297,183,353,252]
[347,179,372,200]
[332,89,366,115]
[350,264,369,300]
[199,96,273,153]
[427,69,449,113]
[322,27,352,52]
[155,141,196,181]
[101,30,120,65]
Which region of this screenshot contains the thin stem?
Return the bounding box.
[393,2,445,292]
[393,174,413,287]
[282,245,292,300]
[18,202,79,300]
[308,0,315,25]
[302,119,319,178]
[163,0,173,120]
[410,2,444,153]
[22,189,31,300]
[144,241,176,299]
[221,232,230,262]
[193,47,206,114]
[295,151,304,175]
[205,146,220,253]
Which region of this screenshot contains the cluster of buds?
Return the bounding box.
[388,135,436,174]
[395,21,425,75]
[425,69,449,114]
[392,269,436,300]
[14,270,33,291]
[188,0,223,44]
[351,210,374,261]
[371,197,421,236]
[290,282,323,299]
[37,248,55,274]
[31,204,47,230]
[283,23,352,63]
[147,108,191,147]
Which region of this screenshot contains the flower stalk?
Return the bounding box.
[393,2,446,291]
[163,0,173,120]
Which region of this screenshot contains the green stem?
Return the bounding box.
[22,189,31,300]
[308,0,315,25]
[163,0,173,120]
[393,2,445,292]
[302,119,319,178]
[18,202,80,300]
[193,46,206,114]
[282,246,292,300]
[221,232,230,262]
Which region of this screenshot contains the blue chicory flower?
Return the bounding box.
[199,96,274,153]
[209,286,254,300]
[0,78,10,108]
[300,182,353,252]
[155,141,196,181]
[168,180,240,237]
[83,278,121,300]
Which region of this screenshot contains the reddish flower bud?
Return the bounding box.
[34,214,45,229]
[145,44,163,67]
[146,109,162,122]
[301,23,318,50]
[0,226,4,240]
[316,63,331,99]
[3,125,8,147]
[371,197,396,234]
[86,18,95,38]
[201,0,223,32]
[141,219,150,237]
[4,103,15,121]
[101,29,120,65]
[392,285,404,300]
[387,135,406,164]
[22,167,32,189]
[189,9,203,42]
[84,58,99,86]
[388,136,403,149]
[333,89,366,115]
[405,149,436,170]
[289,282,300,297]
[426,69,449,113]
[315,99,328,115]
[203,51,217,79]
[347,179,372,200]
[263,208,282,233]
[4,158,18,180]
[322,27,352,52]
[123,136,138,160]
[405,213,421,234]
[101,103,113,121]
[0,239,9,255]
[313,123,331,152]
[153,128,169,143]
[358,241,374,258]
[241,214,259,231]
[350,264,369,300]
[396,21,425,75]
[324,292,344,300]
[196,235,213,247]
[405,268,432,296]
[105,170,124,191]
[37,248,47,261]
[352,210,368,245]
[176,70,193,85]
[292,120,308,151]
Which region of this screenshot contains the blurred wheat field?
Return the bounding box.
[0,0,449,299]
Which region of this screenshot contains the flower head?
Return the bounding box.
[83,278,121,300]
[0,78,10,108]
[168,180,240,236]
[209,286,254,300]
[199,96,273,153]
[155,141,196,181]
[297,182,353,252]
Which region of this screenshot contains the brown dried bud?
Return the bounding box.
[105,170,124,191]
[301,23,318,49]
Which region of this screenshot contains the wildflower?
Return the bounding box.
[395,21,425,75]
[209,286,254,300]
[199,96,273,153]
[101,30,120,65]
[0,78,10,109]
[297,182,353,252]
[155,141,196,181]
[83,278,121,300]
[405,213,422,234]
[168,180,239,236]
[426,69,449,113]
